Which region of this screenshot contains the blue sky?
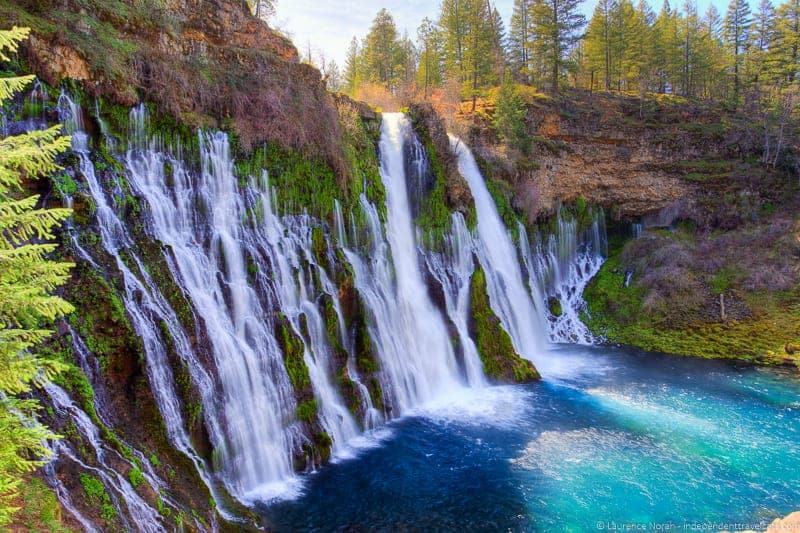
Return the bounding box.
[274,0,730,67]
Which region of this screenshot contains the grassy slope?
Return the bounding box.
[583,243,800,367]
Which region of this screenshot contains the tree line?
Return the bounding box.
[339,0,799,107]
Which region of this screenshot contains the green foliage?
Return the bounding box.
[236,144,340,220]
[470,268,540,382]
[12,477,73,532]
[279,322,311,390]
[295,399,319,423]
[0,26,73,527]
[412,128,452,240]
[494,77,530,153]
[79,473,116,522]
[710,266,742,295]
[582,252,800,364]
[128,466,145,489]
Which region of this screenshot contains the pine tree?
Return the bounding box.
[417,17,443,97]
[724,0,752,104]
[0,26,74,527]
[698,5,729,97]
[770,0,800,83]
[679,0,701,96]
[749,0,777,83]
[344,37,361,94]
[363,9,403,88]
[488,5,508,83]
[584,0,617,90]
[654,0,682,92]
[440,0,471,82]
[464,0,494,108]
[509,0,534,82]
[494,74,530,152]
[531,0,587,93]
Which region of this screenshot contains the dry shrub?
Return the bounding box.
[353,83,401,112]
[427,78,462,132]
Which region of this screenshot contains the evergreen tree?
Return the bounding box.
[326,59,342,92]
[584,0,617,90]
[0,26,73,527]
[363,9,403,88]
[531,0,587,93]
[770,0,800,83]
[724,0,752,103]
[654,0,682,92]
[705,4,723,38]
[417,17,443,97]
[509,0,534,82]
[344,37,362,94]
[679,0,701,95]
[749,0,777,83]
[488,5,508,82]
[464,0,494,108]
[440,0,471,82]
[494,74,530,152]
[699,5,729,97]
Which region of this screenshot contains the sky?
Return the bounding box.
[274,0,732,68]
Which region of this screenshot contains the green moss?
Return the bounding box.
[470,268,539,382]
[128,466,145,488]
[13,477,74,532]
[548,297,563,317]
[235,144,340,219]
[311,226,327,265]
[296,399,318,423]
[279,322,311,389]
[79,473,117,522]
[582,252,800,365]
[414,131,453,241]
[66,267,139,373]
[312,431,333,463]
[354,312,378,375]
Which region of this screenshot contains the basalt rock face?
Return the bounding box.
[408,102,474,217]
[459,91,739,222]
[5,0,345,171]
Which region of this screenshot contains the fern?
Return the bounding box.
[0,27,74,527]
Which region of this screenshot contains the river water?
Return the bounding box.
[259,345,800,531]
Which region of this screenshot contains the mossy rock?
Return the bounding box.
[548,297,563,317]
[582,252,800,366]
[469,268,540,382]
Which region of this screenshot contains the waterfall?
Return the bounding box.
[341,114,465,415]
[450,136,551,371]
[126,129,303,500]
[425,213,487,387]
[520,210,606,345]
[53,91,612,525]
[44,384,166,533]
[450,136,608,371]
[57,94,232,516]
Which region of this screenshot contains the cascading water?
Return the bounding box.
[450,136,608,372]
[57,94,231,516]
[126,127,302,500]
[44,384,166,533]
[449,136,552,371]
[52,91,613,530]
[424,213,486,387]
[520,210,607,345]
[341,114,466,414]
